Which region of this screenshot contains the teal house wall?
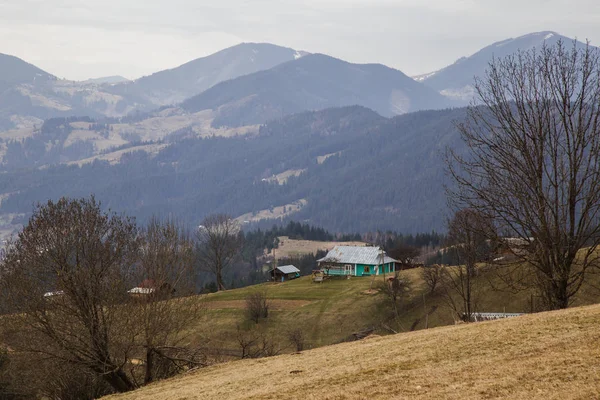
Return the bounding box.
[356,263,394,276]
[325,262,396,277]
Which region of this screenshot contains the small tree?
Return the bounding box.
[388,243,420,269]
[378,272,411,318]
[235,325,281,359]
[441,209,493,321]
[196,214,241,291]
[287,328,305,352]
[421,264,444,294]
[245,291,270,324]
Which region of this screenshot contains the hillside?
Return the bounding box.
[417,31,586,103]
[0,53,55,91]
[0,106,463,236]
[107,300,600,399]
[181,53,452,127]
[111,43,307,106]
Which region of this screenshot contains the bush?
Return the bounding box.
[245,291,270,324]
[287,328,305,352]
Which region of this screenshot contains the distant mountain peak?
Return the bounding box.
[415,31,587,104]
[492,30,562,48]
[110,42,308,106]
[0,53,55,86]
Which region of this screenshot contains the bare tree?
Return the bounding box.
[448,40,600,310]
[421,264,444,294]
[132,217,204,384]
[196,214,241,291]
[441,209,493,321]
[378,272,411,318]
[0,197,139,393]
[235,325,281,359]
[287,328,305,352]
[388,243,420,269]
[245,290,270,324]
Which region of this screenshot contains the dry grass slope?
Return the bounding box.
[267,236,366,259]
[107,303,600,400]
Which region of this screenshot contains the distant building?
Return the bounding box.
[43,290,64,298]
[270,265,301,281]
[317,246,398,277]
[128,279,174,297]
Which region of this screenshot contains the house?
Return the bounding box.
[317,246,398,277]
[43,290,64,298]
[128,279,174,297]
[270,265,301,281]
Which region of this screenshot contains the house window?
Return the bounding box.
[364,266,370,274]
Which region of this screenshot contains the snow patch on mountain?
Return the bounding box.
[440,85,476,102]
[413,71,437,82]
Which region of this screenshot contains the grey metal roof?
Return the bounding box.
[276,265,300,274]
[317,246,398,265]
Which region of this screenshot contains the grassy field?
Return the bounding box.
[183,263,600,355]
[107,301,600,399]
[267,236,366,259]
[235,201,308,224]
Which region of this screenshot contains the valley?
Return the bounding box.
[1,24,600,400]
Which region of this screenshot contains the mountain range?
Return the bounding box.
[181,53,451,127]
[110,43,308,106]
[0,31,589,238]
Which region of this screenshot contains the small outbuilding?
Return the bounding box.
[270,265,301,282]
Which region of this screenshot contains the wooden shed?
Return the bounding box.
[270,265,301,282]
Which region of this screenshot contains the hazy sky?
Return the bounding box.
[1,0,599,81]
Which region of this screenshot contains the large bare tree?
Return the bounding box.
[448,40,600,310]
[195,214,241,291]
[0,197,140,393]
[133,217,204,384]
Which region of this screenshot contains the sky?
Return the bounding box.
[0,0,599,81]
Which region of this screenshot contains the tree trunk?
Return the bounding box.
[216,270,226,291]
[145,348,154,384]
[102,369,136,393]
[549,278,570,310]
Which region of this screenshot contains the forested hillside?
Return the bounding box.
[0,106,464,235]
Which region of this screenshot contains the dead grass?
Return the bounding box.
[204,299,311,310]
[268,236,366,259]
[317,151,342,164]
[264,169,306,185]
[107,303,600,400]
[236,201,308,224]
